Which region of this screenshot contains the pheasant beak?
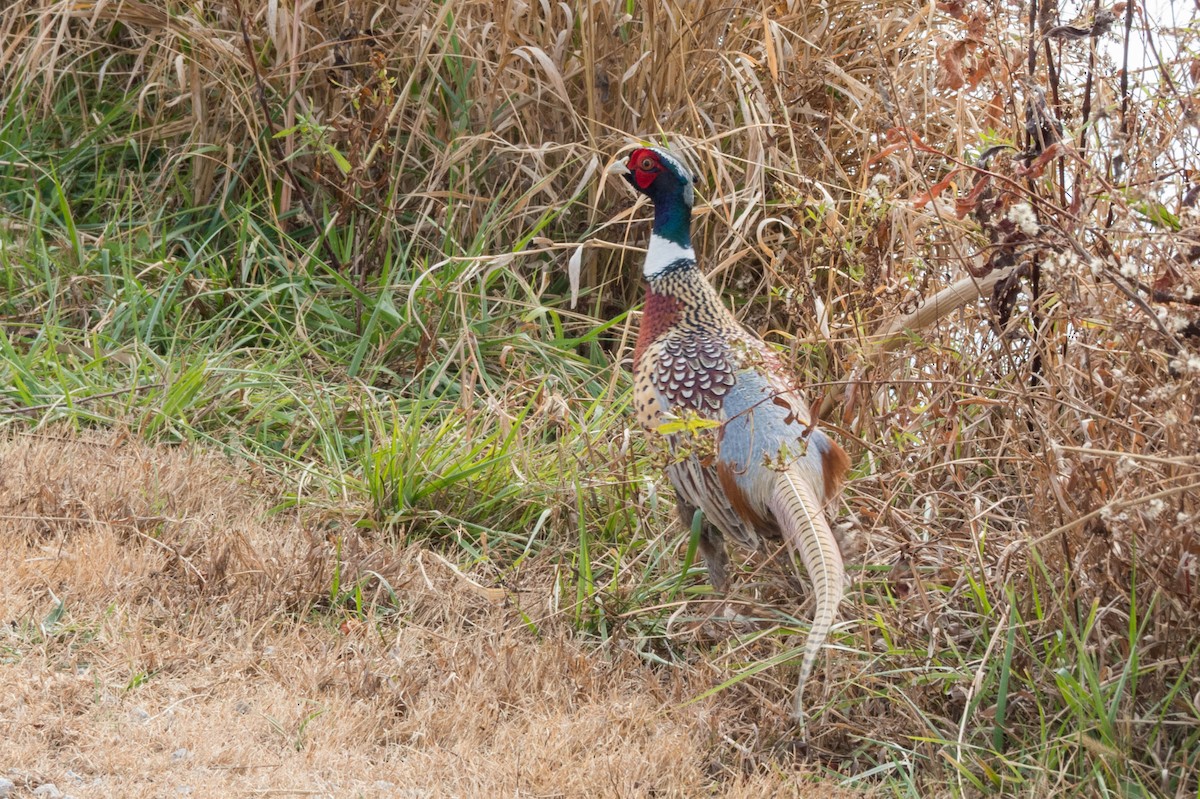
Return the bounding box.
[608,159,631,176]
[609,158,637,190]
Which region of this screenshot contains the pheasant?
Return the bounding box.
[619,145,850,724]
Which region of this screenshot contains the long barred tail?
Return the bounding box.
[769,466,846,725]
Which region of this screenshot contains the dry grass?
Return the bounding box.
[0,428,857,798]
[2,0,1200,795]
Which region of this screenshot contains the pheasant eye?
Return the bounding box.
[639,156,657,171]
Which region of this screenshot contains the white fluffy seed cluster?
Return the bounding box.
[1169,351,1200,374]
[1158,306,1198,333]
[1006,202,1040,236]
[865,173,891,204]
[1143,498,1166,520]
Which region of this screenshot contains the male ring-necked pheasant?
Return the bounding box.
[620,146,850,724]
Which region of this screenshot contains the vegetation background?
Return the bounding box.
[1,0,1198,796]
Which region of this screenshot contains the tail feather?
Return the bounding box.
[770,466,845,725]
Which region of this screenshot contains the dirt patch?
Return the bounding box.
[0,429,857,797]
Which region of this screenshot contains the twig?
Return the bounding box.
[0,382,166,417]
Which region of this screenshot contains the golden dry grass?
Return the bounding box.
[2,0,1200,794]
[0,429,861,797]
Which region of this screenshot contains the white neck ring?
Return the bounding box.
[643,234,694,278]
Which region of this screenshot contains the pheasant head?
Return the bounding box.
[621,147,697,278]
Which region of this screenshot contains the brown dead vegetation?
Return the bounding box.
[0,428,856,798]
[2,0,1200,794]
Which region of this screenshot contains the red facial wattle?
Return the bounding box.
[628,149,660,189]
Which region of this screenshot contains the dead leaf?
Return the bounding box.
[937,39,969,90]
[568,244,583,309]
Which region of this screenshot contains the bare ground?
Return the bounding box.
[0,429,858,798]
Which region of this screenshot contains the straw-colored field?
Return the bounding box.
[2,430,858,797]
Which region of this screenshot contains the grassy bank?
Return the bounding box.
[2,1,1198,795]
